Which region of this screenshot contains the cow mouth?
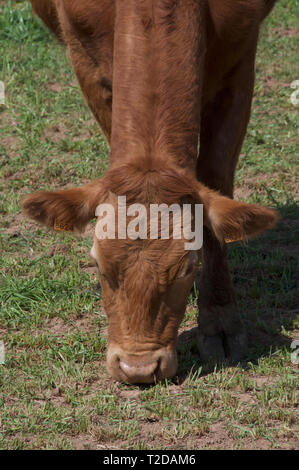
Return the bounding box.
[119,357,162,384]
[107,345,178,384]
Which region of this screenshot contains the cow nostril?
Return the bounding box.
[119,358,160,383]
[107,346,178,384]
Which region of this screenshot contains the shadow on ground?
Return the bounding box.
[176,203,299,382]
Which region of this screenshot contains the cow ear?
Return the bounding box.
[198,185,279,243]
[22,179,105,233]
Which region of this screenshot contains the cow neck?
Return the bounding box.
[110,0,206,176]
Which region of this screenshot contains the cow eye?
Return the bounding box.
[90,247,104,273]
[94,260,110,283]
[98,266,108,280]
[178,252,199,279]
[90,246,114,286]
[182,261,197,278]
[185,263,195,277]
[92,257,107,279]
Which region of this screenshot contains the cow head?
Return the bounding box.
[23,161,278,383]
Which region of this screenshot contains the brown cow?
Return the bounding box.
[23,0,278,384]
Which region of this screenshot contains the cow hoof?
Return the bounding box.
[196,332,226,362]
[226,332,248,363]
[196,330,248,364]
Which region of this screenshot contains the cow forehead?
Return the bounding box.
[91,236,190,270]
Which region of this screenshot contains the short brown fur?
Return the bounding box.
[24,0,278,383]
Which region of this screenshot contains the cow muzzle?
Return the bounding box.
[107,345,178,384]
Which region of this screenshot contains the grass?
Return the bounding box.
[0,0,298,450]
